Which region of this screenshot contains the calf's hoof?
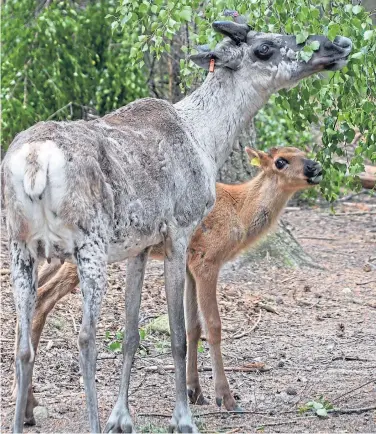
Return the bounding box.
[187,387,209,406]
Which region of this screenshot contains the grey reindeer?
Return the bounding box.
[2,18,352,434]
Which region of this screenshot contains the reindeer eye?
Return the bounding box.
[255,43,273,60]
[275,158,288,169]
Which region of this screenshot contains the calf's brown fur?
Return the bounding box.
[13,146,322,416]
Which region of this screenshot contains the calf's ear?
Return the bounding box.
[245,147,271,168]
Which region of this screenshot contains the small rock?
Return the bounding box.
[276,297,284,305]
[286,386,297,396]
[34,406,49,421]
[145,314,170,335]
[363,264,372,272]
[303,285,311,292]
[280,351,286,358]
[277,360,285,367]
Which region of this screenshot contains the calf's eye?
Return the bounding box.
[275,158,288,169]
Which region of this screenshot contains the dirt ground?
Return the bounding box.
[1,193,375,433]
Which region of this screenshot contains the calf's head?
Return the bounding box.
[246,147,322,192]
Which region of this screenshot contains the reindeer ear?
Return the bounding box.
[245,148,261,166]
[190,50,242,71]
[245,148,270,168]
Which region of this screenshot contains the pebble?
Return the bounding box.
[277,360,285,367]
[286,386,297,396]
[34,406,49,420]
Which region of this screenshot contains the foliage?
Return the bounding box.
[115,0,376,200]
[299,396,334,417]
[105,328,147,353]
[2,0,148,150]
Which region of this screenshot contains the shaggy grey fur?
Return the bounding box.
[2,21,351,433]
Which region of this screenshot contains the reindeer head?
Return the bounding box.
[191,20,352,93]
[245,147,322,192]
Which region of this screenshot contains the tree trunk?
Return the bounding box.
[217,124,318,268]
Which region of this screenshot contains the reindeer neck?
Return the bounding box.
[175,68,270,170]
[238,172,294,229]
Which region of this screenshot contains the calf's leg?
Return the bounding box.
[195,271,241,412]
[185,271,208,406]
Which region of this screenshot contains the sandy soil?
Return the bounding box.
[1,193,375,433]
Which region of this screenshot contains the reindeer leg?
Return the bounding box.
[185,270,208,406]
[165,235,197,433]
[11,240,37,433]
[195,272,242,412]
[104,249,149,433]
[76,234,108,434]
[12,263,80,422]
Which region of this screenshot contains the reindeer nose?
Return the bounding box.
[304,161,322,177]
[333,36,352,52]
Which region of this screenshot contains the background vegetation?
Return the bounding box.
[2,0,375,201]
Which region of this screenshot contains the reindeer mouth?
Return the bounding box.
[307,173,323,185]
[313,54,351,71]
[324,55,350,71]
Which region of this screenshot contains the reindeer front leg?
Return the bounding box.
[164,234,197,433]
[11,240,38,433]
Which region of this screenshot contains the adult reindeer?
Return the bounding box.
[13,146,323,416]
[2,17,351,433]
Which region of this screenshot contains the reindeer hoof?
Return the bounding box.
[187,387,209,406]
[104,402,134,433]
[168,412,198,433]
[24,415,36,426]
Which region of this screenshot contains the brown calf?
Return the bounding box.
[13,146,322,421]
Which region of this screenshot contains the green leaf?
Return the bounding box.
[296,32,309,44]
[108,341,122,352]
[313,402,324,410]
[179,7,192,22]
[352,5,362,15]
[364,30,374,41]
[316,408,328,418]
[309,41,320,51]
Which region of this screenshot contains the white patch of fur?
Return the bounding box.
[9,141,76,258]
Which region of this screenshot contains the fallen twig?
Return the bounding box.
[329,405,376,415]
[256,419,298,429]
[332,379,375,403]
[332,355,373,362]
[97,354,117,360]
[356,280,376,286]
[233,309,262,339]
[329,211,376,216]
[298,236,337,241]
[257,303,279,315]
[142,361,269,373]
